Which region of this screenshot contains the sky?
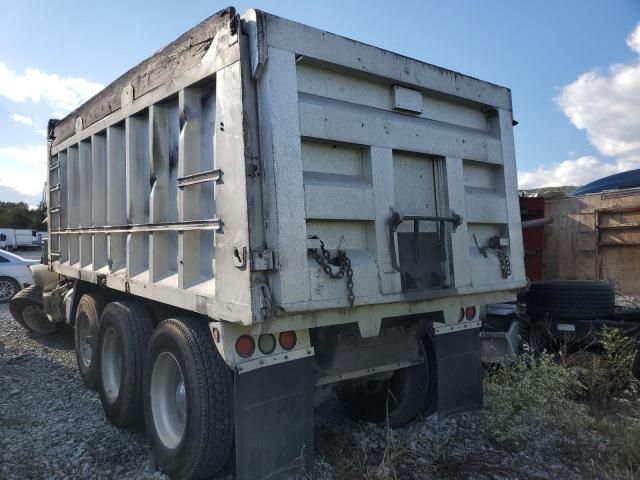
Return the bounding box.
[0,0,639,206]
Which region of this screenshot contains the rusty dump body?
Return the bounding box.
[44,8,526,479]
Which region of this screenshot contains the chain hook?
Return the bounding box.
[308,236,355,306]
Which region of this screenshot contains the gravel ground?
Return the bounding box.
[0,303,167,480]
[312,405,593,480]
[0,298,626,480]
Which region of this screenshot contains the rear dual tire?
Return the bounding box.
[95,306,234,479]
[144,317,234,480]
[338,337,436,428]
[74,292,106,389]
[97,301,153,427]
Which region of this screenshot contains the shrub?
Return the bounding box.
[565,327,639,408]
[599,327,639,398]
[481,352,586,448]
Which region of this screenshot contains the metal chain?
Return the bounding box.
[309,237,355,306]
[495,249,512,278]
[487,236,512,278]
[473,234,512,279]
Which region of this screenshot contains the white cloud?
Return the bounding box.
[518,156,618,189]
[0,145,47,195]
[627,21,640,54]
[0,61,103,114]
[519,23,640,189]
[10,113,47,137]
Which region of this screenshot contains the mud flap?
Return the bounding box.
[234,356,314,480]
[434,327,483,419]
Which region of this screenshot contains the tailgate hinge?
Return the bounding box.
[250,249,278,272]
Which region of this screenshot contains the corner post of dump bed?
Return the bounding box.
[227,17,316,479]
[492,108,525,281]
[213,48,253,311]
[251,37,310,305]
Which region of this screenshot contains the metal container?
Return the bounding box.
[47,9,525,334]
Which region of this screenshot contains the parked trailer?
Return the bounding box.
[42,7,525,479]
[15,229,38,249]
[0,228,38,250]
[0,228,16,250]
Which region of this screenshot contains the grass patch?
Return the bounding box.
[481,352,587,449]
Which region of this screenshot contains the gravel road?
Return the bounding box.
[0,303,167,480]
[0,296,603,480]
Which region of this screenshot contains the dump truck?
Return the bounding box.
[27,7,526,479]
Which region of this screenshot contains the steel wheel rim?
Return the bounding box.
[0,280,15,301]
[77,313,93,368]
[22,304,44,330]
[151,351,187,449]
[101,327,122,403]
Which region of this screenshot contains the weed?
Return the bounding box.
[617,423,640,476]
[565,327,639,409]
[600,327,639,398]
[481,352,587,449]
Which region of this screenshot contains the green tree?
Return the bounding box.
[0,201,47,229]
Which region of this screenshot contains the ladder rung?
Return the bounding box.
[177,169,223,188]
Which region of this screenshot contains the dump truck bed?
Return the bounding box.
[47,8,526,327]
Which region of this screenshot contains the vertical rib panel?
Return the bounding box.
[92,133,108,270]
[67,145,79,266]
[107,125,126,272]
[58,151,68,263]
[149,102,179,283]
[79,140,92,268]
[178,88,203,289]
[199,84,216,284]
[125,113,150,277]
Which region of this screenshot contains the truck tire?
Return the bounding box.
[527,280,615,320]
[97,301,153,427]
[0,277,20,303]
[143,317,233,480]
[74,292,106,389]
[9,285,55,334]
[338,344,430,427]
[421,334,438,416]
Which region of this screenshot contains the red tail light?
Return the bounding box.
[465,306,477,320]
[279,331,297,351]
[235,335,255,358]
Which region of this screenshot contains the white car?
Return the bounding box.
[0,250,38,302]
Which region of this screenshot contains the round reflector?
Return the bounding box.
[235,335,255,358]
[258,334,276,355]
[465,306,477,320]
[279,331,297,351]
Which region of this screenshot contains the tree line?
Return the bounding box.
[0,201,47,230]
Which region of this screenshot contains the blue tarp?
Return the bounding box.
[570,169,640,196]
